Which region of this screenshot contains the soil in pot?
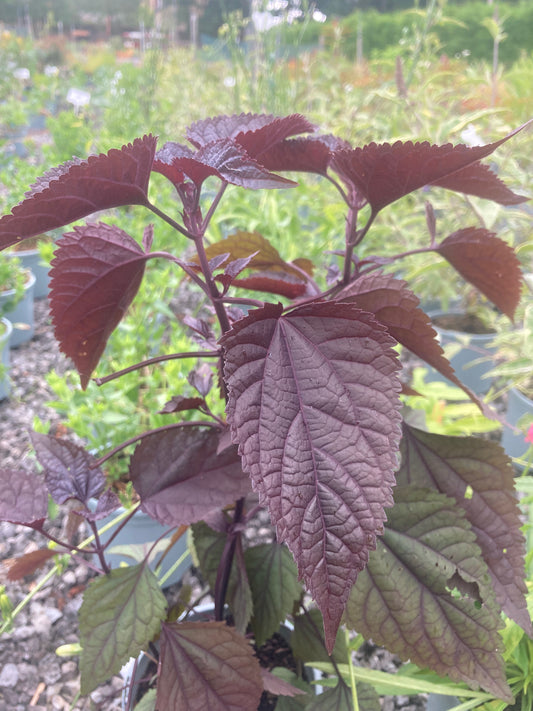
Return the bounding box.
[431,313,495,335]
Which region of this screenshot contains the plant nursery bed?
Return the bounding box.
[0,304,430,710]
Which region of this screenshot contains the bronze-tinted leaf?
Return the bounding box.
[436,227,523,320]
[49,222,149,388]
[158,621,263,710]
[6,549,57,581]
[130,427,251,527]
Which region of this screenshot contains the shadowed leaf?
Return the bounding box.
[345,486,512,702]
[6,549,57,581]
[0,469,49,525]
[436,228,523,320]
[330,124,530,214]
[260,669,307,697]
[49,222,149,388]
[307,681,354,711]
[244,543,301,646]
[30,432,105,504]
[335,273,493,415]
[0,135,156,250]
[398,424,532,635]
[222,302,402,652]
[158,620,263,711]
[292,608,348,665]
[79,564,167,695]
[130,427,251,527]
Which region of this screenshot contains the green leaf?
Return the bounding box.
[306,680,353,710]
[291,608,347,665]
[398,424,531,635]
[345,486,512,702]
[191,522,252,634]
[355,683,381,711]
[244,543,302,646]
[79,564,167,694]
[133,688,157,711]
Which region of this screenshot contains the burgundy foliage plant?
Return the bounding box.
[0,113,531,710]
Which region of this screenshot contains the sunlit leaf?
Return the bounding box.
[0,135,156,250]
[49,222,149,388]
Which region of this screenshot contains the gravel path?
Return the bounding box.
[0,300,426,711]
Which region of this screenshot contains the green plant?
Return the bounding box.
[0,254,26,315]
[490,299,533,399]
[0,113,531,711]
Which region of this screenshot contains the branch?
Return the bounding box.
[93,350,221,386]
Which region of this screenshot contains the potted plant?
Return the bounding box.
[0,252,35,347]
[426,289,499,396]
[0,316,12,400]
[0,113,531,710]
[5,233,54,299]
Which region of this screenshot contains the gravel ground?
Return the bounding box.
[0,299,426,711]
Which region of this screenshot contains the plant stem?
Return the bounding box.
[214,497,245,621]
[93,350,221,386]
[146,201,195,239]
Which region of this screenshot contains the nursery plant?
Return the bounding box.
[0,112,532,710]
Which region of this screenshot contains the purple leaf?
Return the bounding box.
[221,302,402,652]
[0,469,48,525]
[258,135,348,175]
[30,432,106,505]
[0,135,156,250]
[49,222,149,388]
[335,272,493,416]
[158,621,263,711]
[433,161,529,205]
[130,427,251,527]
[158,395,206,414]
[330,123,531,214]
[398,424,532,635]
[436,227,523,320]
[153,139,295,191]
[345,486,512,702]
[186,113,315,157]
[81,488,122,522]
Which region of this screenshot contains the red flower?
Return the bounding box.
[525,424,533,445]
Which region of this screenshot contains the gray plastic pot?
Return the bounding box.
[0,317,12,401]
[88,499,190,588]
[501,386,533,466]
[427,310,497,395]
[426,694,460,711]
[0,270,36,347]
[7,247,50,299]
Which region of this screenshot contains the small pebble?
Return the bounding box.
[0,663,19,687]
